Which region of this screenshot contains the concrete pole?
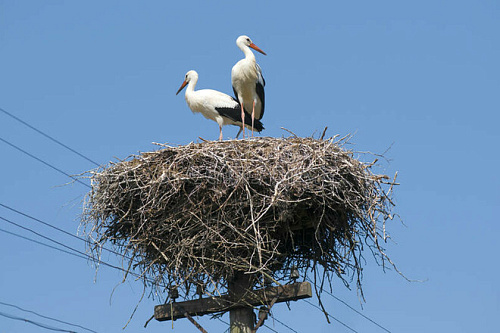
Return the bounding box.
[229,272,255,333]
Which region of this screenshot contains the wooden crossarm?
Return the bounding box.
[154,281,312,321]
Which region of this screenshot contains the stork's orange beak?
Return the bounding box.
[249,43,267,56]
[176,80,188,95]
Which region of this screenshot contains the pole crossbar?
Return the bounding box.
[154,281,312,322]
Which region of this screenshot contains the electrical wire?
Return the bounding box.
[305,277,391,332]
[270,315,298,333]
[303,299,358,333]
[0,301,98,333]
[0,310,78,333]
[0,215,91,259]
[263,322,280,333]
[0,227,88,261]
[0,203,86,242]
[0,107,100,167]
[0,216,164,288]
[0,109,135,263]
[0,216,138,279]
[0,202,133,261]
[0,136,90,188]
[217,317,230,333]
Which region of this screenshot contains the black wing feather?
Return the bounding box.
[255,81,265,120]
[256,64,265,120]
[215,102,264,132]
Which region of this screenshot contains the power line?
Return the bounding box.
[0,136,90,188]
[0,215,133,277]
[0,107,100,167]
[0,227,88,261]
[217,317,229,326]
[0,203,85,243]
[217,317,230,333]
[0,109,139,266]
[263,322,280,333]
[0,202,132,261]
[0,215,90,259]
[303,299,358,333]
[0,224,132,278]
[0,310,78,333]
[0,203,173,287]
[305,277,391,332]
[270,315,298,333]
[0,216,161,287]
[0,301,98,333]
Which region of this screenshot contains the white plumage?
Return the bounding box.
[231,35,266,138]
[176,70,264,141]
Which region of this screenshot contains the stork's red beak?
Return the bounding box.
[176,80,188,95]
[249,43,267,56]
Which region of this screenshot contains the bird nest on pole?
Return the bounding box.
[81,135,398,303]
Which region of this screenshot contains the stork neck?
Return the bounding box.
[186,77,197,94]
[240,45,256,61]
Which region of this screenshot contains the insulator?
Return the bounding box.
[169,286,179,300]
[290,266,300,281]
[258,306,268,322]
[196,283,204,298]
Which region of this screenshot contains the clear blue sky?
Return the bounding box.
[1,1,499,332]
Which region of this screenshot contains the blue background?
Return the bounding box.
[1,1,499,332]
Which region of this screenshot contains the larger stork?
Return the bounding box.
[231,35,266,138]
[176,70,264,141]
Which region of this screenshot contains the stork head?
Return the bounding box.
[176,70,198,95]
[236,35,267,55]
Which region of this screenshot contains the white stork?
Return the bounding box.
[231,35,266,138]
[176,70,264,141]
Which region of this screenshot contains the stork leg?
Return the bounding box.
[251,100,256,137]
[240,104,246,139]
[219,125,223,141]
[236,127,243,139]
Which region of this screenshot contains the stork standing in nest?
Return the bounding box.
[176,70,264,141]
[231,35,266,138]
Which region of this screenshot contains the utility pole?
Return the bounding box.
[228,273,254,333]
[154,280,312,332]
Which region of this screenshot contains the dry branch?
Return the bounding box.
[81,136,398,303]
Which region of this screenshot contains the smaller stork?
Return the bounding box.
[176,70,264,141]
[232,35,266,138]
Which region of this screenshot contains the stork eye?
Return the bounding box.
[246,38,251,42]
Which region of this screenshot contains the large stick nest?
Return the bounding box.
[81,136,398,301]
